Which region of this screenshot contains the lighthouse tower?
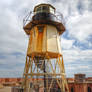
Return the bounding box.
[23,3,69,92]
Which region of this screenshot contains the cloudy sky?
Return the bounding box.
[0,0,92,78]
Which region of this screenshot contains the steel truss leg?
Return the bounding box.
[22,55,69,92]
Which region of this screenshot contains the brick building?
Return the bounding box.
[0,74,92,92]
[0,78,22,86]
[68,74,92,92]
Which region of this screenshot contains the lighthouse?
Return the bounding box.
[23,3,69,92]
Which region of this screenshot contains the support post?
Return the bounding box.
[44,59,46,92]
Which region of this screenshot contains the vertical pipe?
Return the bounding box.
[44,60,46,92]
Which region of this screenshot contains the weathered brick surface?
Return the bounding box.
[0,76,92,92]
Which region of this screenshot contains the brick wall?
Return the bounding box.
[0,77,92,92]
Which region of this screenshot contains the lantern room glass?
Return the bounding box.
[34,5,55,14]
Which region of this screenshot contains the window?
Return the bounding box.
[71,87,74,92]
[42,6,49,12]
[30,82,33,88]
[36,7,41,13]
[35,5,55,14]
[37,26,44,32]
[35,6,49,13]
[88,87,91,92]
[50,7,54,14]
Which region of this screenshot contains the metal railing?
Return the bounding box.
[23,11,65,27]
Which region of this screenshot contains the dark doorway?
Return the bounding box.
[88,87,91,92]
[71,87,74,92]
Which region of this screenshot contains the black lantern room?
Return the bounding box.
[23,3,65,35]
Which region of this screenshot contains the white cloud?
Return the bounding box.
[63,49,92,77]
[61,38,75,49]
[63,49,92,63]
[0,0,92,77]
[66,11,92,42]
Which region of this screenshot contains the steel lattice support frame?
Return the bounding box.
[22,55,69,92]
